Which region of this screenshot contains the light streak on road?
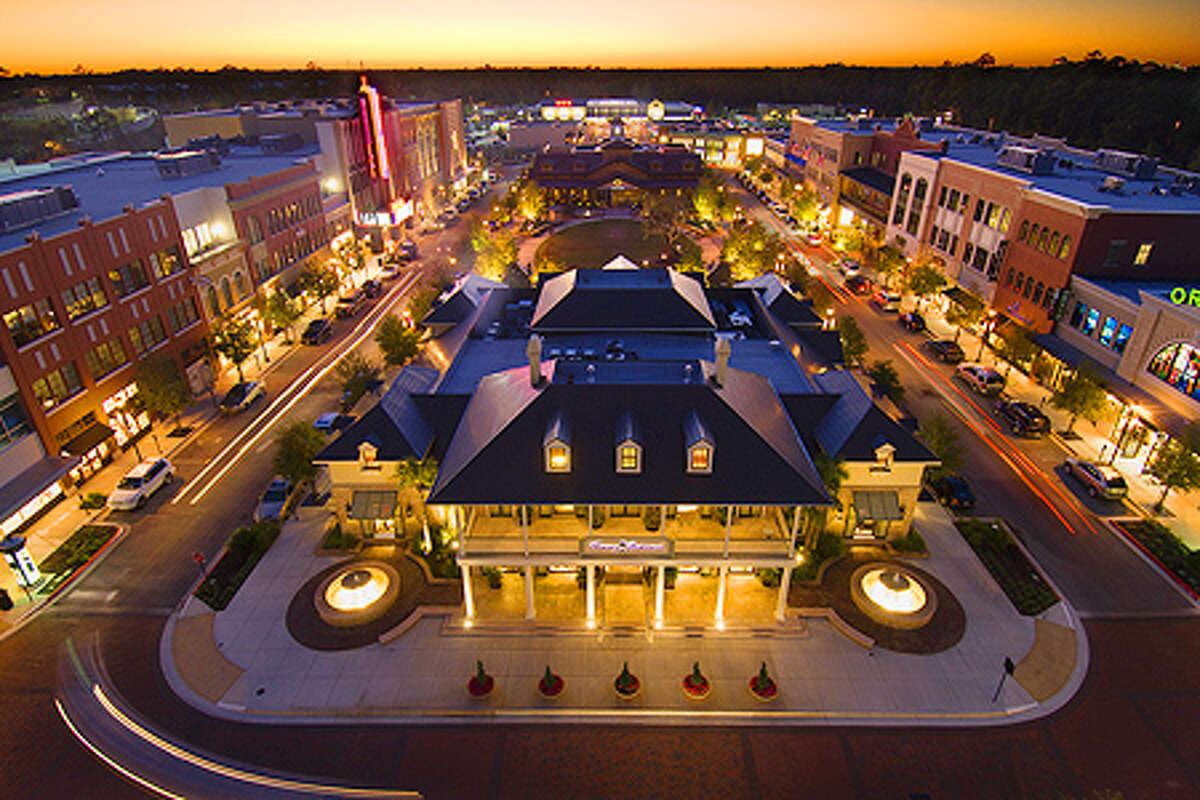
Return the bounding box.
[173,271,421,505]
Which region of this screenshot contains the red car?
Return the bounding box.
[844,275,874,295]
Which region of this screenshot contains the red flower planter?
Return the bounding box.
[682,673,711,700]
[538,673,565,699]
[467,674,495,699]
[748,676,777,702]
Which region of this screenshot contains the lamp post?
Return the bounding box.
[976,310,997,362]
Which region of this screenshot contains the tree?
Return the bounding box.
[375,313,421,366]
[1049,368,1108,434]
[336,354,380,410]
[997,327,1040,373]
[332,236,368,286]
[515,180,545,225]
[721,220,792,281]
[804,279,834,317]
[264,290,301,343]
[804,451,848,550]
[790,188,818,224]
[837,315,868,367]
[396,456,440,546]
[875,245,907,289]
[691,171,725,224]
[918,412,966,476]
[300,263,340,313]
[212,316,257,383]
[469,221,516,282]
[641,192,688,250]
[866,359,904,404]
[1147,439,1200,513]
[905,261,947,305]
[134,355,192,424]
[945,301,983,343]
[407,285,441,325]
[271,421,325,488]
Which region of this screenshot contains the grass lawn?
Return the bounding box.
[534,219,698,271]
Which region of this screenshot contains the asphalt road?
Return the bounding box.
[1,178,1198,799]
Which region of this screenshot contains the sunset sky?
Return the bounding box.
[3,0,1199,73]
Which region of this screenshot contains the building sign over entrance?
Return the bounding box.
[1168,287,1200,308]
[580,536,673,558]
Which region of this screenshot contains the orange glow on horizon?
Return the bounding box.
[2,0,1198,74]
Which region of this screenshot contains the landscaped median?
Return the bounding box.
[37,524,121,595]
[955,518,1059,615]
[194,520,281,611]
[1110,518,1200,600]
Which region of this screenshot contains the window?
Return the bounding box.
[1023,276,1034,298]
[1058,235,1072,260]
[998,208,1011,232]
[127,316,167,356]
[108,260,149,298]
[974,199,986,222]
[1005,268,1016,287]
[1147,343,1200,401]
[1098,316,1119,347]
[206,286,220,317]
[1049,232,1060,255]
[1037,228,1050,251]
[986,202,1001,228]
[1070,301,1087,329]
[546,445,570,472]
[166,297,200,333]
[689,445,711,473]
[616,443,641,473]
[1032,282,1044,305]
[3,299,60,347]
[938,186,948,207]
[929,225,940,245]
[0,393,30,450]
[1133,242,1154,266]
[1112,323,1133,354]
[893,174,912,225]
[1028,224,1040,245]
[1018,220,1030,242]
[963,242,975,264]
[30,363,82,409]
[1104,240,1127,267]
[948,189,960,211]
[83,338,128,380]
[233,271,247,298]
[149,246,182,280]
[972,246,989,272]
[61,278,108,321]
[1082,308,1100,336]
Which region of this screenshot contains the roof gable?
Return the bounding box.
[530,268,715,331]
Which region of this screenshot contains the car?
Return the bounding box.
[837,258,862,278]
[954,362,1006,395]
[928,474,977,510]
[805,233,823,247]
[108,458,174,510]
[995,399,1051,437]
[899,311,926,332]
[301,318,332,344]
[844,275,874,296]
[1065,457,1129,500]
[870,289,902,312]
[335,289,367,319]
[379,263,402,281]
[254,477,292,522]
[926,338,965,363]
[219,380,266,414]
[362,279,383,298]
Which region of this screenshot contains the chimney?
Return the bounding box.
[526,334,543,386]
[715,336,731,387]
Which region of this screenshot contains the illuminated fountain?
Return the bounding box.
[315,561,400,627]
[849,563,937,630]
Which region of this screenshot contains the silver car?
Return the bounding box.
[1065,458,1128,500]
[254,477,292,522]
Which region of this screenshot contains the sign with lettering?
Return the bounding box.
[580,536,673,559]
[1168,287,1200,308]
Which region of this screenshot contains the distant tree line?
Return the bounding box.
[2,58,1199,168]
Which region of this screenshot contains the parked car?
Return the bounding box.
[1065,457,1129,500]
[254,477,292,522]
[379,263,402,281]
[301,318,332,344]
[995,399,1051,437]
[219,380,266,414]
[805,232,822,247]
[844,275,874,296]
[362,279,383,298]
[335,289,367,319]
[928,474,977,510]
[870,289,902,312]
[954,363,1006,395]
[108,458,174,510]
[837,258,861,278]
[899,311,926,332]
[926,338,965,363]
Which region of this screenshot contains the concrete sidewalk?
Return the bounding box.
[161,502,1087,727]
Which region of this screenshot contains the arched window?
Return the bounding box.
[206,286,220,317]
[1029,224,1040,245]
[1032,282,1044,305]
[233,271,247,298]
[1038,228,1051,251]
[1049,232,1060,254]
[245,216,263,244]
[1018,220,1029,242]
[1005,268,1016,287]
[220,277,234,309]
[1015,271,1024,290]
[1058,235,1071,259]
[1023,276,1034,298]
[1147,342,1200,400]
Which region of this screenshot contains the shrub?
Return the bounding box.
[228,527,260,557]
[890,530,927,553]
[757,567,782,587]
[590,506,606,529]
[79,492,107,510]
[483,567,502,588]
[643,505,662,531]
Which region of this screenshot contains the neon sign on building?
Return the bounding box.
[358,76,390,181]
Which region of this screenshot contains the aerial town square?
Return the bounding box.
[1,1,1200,797]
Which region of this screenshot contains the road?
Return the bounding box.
[0,176,1198,799]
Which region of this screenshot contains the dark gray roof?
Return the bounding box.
[806,371,937,462]
[315,366,439,463]
[531,268,715,332]
[428,360,829,506]
[422,290,476,327]
[841,166,896,196]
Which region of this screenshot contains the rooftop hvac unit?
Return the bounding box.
[1094,149,1157,179]
[996,146,1055,175]
[1101,175,1126,193]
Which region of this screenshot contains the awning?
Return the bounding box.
[349,490,397,520]
[61,424,115,457]
[852,490,904,521]
[943,286,985,314]
[0,455,78,525]
[1033,333,1090,368]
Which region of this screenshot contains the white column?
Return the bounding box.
[789,507,801,558]
[723,506,733,557]
[775,566,793,622]
[524,565,536,619]
[715,565,728,624]
[461,564,475,619]
[586,564,596,626]
[588,505,594,530]
[521,506,529,557]
[654,565,665,627]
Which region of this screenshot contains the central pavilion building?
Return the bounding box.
[316,263,936,628]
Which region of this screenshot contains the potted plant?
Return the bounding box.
[681,661,710,700]
[614,661,641,700]
[483,567,502,589]
[749,661,777,702]
[538,666,565,699]
[664,566,677,590]
[467,660,494,699]
[643,505,662,531]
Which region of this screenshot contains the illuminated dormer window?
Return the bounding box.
[615,411,642,474]
[683,410,714,475]
[358,441,381,472]
[871,441,896,473]
[544,412,571,473]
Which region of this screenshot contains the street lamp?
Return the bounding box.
[976,310,997,362]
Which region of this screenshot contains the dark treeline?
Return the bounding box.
[3,61,1199,168]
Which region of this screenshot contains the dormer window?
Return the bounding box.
[683,411,714,475]
[544,412,571,473]
[615,411,642,474]
[871,441,896,473]
[358,441,381,472]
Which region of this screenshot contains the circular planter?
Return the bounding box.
[682,676,711,701]
[538,675,565,700]
[748,678,778,703]
[467,675,495,700]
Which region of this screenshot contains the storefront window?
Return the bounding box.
[1099,317,1119,347]
[1082,308,1101,336]
[1147,343,1200,401]
[1112,324,1133,354]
